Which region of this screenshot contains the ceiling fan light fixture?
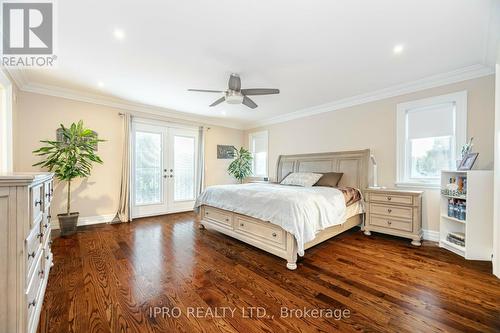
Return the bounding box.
[225,91,244,104]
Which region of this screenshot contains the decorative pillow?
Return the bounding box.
[314,172,344,187]
[280,172,323,187]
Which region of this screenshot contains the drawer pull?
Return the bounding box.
[387,221,392,225]
[28,300,36,308]
[27,251,36,259]
[43,223,48,229]
[240,223,244,227]
[37,232,44,239]
[272,232,277,237]
[387,196,392,201]
[45,255,50,260]
[45,193,51,198]
[38,269,44,277]
[387,208,392,213]
[48,240,53,246]
[50,188,54,194]
[205,212,209,215]
[225,218,229,222]
[35,200,42,206]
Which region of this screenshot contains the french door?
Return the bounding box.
[132,120,199,218]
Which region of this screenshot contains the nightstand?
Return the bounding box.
[364,188,423,246]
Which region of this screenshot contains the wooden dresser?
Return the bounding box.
[364,188,423,246]
[0,173,54,333]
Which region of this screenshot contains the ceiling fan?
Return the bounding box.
[188,73,279,109]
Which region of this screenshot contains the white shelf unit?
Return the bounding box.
[439,170,493,260]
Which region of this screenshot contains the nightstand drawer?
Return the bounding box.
[370,193,412,205]
[370,203,412,220]
[370,215,412,232]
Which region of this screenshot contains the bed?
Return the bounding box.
[195,149,371,270]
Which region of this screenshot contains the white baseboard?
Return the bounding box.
[423,229,440,242]
[52,213,116,230]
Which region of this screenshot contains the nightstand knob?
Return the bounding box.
[272,232,277,237]
[387,196,392,201]
[387,221,392,225]
[225,218,229,222]
[387,208,392,213]
[240,223,244,227]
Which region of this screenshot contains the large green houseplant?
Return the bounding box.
[33,121,103,235]
[227,147,253,183]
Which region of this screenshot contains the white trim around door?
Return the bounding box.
[131,118,199,218]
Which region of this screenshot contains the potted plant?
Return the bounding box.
[227,146,253,183]
[33,121,103,236]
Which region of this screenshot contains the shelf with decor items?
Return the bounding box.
[439,170,493,260]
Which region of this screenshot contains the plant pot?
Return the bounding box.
[58,212,79,236]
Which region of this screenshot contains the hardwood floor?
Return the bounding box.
[38,212,500,333]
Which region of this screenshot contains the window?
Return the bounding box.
[249,131,269,178]
[396,91,467,187]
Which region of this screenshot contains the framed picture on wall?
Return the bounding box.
[217,145,235,159]
[57,128,99,150]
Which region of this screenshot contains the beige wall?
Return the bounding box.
[14,91,243,219]
[204,126,244,186]
[245,75,496,232]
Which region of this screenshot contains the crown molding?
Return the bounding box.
[244,64,495,129]
[6,64,495,131]
[7,70,245,130]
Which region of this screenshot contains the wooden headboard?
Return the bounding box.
[276,149,371,192]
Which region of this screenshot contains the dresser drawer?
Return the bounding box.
[370,203,413,220]
[26,252,44,331]
[30,184,44,227]
[369,215,412,232]
[43,179,53,207]
[203,206,233,228]
[26,223,42,278]
[42,223,51,249]
[234,216,285,249]
[370,193,412,205]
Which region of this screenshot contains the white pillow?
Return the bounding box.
[280,172,323,187]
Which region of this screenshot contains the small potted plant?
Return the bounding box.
[33,121,103,236]
[227,146,253,183]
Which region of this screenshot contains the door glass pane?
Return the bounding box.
[174,135,195,201]
[135,131,162,205]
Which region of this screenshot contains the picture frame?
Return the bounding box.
[458,152,478,170]
[217,145,235,159]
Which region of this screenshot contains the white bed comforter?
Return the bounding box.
[194,183,347,256]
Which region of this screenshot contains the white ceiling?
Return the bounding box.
[10,0,500,128]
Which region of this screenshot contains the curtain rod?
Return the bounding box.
[118,111,211,130]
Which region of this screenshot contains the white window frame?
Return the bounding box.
[396,91,467,188]
[248,130,269,178]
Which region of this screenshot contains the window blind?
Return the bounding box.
[406,102,455,139]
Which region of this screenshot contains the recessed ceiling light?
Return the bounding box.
[97,81,104,88]
[220,110,227,116]
[393,44,404,54]
[113,28,125,41]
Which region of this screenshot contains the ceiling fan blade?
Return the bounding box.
[242,96,258,109]
[241,88,280,96]
[188,89,224,93]
[209,96,225,107]
[228,74,241,91]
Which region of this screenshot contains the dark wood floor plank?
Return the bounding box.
[38,212,500,333]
